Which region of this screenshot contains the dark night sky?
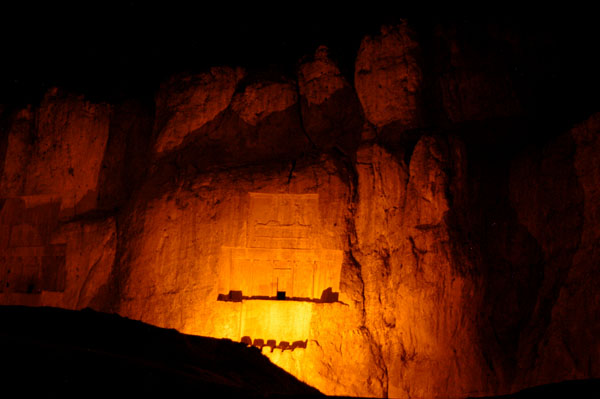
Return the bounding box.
[1,4,599,129]
[0,4,399,103]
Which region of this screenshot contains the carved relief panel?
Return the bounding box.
[219,193,342,301]
[247,193,319,249]
[0,197,66,293]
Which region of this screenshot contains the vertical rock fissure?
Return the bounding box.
[348,245,367,322]
[294,79,317,150]
[346,151,390,397]
[286,159,296,184]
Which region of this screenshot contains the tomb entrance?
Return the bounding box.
[219,193,342,302]
[216,193,343,349]
[0,196,66,294]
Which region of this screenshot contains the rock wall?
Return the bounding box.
[355,24,422,130]
[509,114,600,390]
[1,89,111,218]
[352,139,491,398]
[0,20,598,398]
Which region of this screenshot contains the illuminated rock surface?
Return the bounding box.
[352,139,489,398]
[0,19,599,399]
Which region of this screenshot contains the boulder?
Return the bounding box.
[298,46,362,151]
[152,73,309,169]
[355,23,422,131]
[153,67,245,154]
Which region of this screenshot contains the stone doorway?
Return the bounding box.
[273,268,291,298]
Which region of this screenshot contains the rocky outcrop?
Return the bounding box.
[0,199,116,310]
[0,89,120,311]
[113,154,374,395]
[152,71,309,168]
[226,77,309,160]
[353,139,490,398]
[47,217,117,310]
[509,113,600,390]
[153,67,245,154]
[0,88,111,218]
[298,46,363,151]
[0,107,34,196]
[97,100,153,211]
[355,23,422,132]
[231,80,297,126]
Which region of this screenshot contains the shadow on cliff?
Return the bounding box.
[96,99,155,212]
[450,128,585,390]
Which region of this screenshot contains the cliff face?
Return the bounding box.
[508,114,600,388]
[1,20,599,398]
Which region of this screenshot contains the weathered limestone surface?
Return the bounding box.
[298,46,347,106]
[152,72,309,168]
[26,90,110,217]
[97,100,154,210]
[115,155,351,333]
[355,24,422,130]
[272,303,384,397]
[112,136,497,398]
[509,113,600,391]
[0,89,122,312]
[0,89,117,309]
[46,217,117,310]
[298,46,363,151]
[153,67,245,154]
[0,107,34,196]
[224,78,309,162]
[113,155,379,395]
[353,140,490,398]
[231,80,297,126]
[0,199,116,310]
[0,89,111,217]
[0,196,63,298]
